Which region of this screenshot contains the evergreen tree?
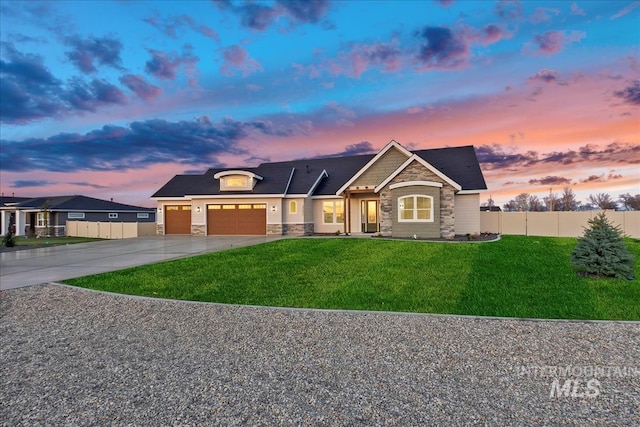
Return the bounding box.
[570,212,635,279]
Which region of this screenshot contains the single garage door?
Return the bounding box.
[165,205,192,234]
[207,204,266,235]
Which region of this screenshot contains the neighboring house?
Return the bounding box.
[0,195,156,237]
[480,206,502,212]
[152,140,487,239]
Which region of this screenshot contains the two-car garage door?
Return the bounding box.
[207,204,266,235]
[163,204,266,235]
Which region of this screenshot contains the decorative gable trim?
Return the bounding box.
[307,169,329,197]
[389,180,443,190]
[375,155,462,193]
[335,140,412,195]
[213,170,263,181]
[283,167,296,195]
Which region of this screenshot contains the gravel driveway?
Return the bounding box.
[1,284,638,426]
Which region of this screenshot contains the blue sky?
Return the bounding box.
[1,0,638,207]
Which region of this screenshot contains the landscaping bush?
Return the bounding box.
[570,212,635,279]
[2,229,16,247]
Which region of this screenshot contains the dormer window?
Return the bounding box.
[225,176,249,188]
[214,170,263,191]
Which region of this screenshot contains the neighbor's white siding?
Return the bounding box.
[454,193,480,235]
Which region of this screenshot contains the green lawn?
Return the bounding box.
[11,236,104,247]
[64,236,640,320]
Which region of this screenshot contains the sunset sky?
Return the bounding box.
[1,0,638,208]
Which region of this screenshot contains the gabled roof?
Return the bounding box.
[10,195,154,212]
[152,143,487,199]
[0,196,33,207]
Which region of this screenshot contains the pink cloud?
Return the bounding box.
[611,1,640,20]
[528,7,560,24]
[119,74,162,101]
[220,45,263,77]
[145,46,199,86]
[570,2,586,16]
[527,30,585,55]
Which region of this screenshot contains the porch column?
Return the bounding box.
[15,210,24,236]
[0,210,9,234]
[343,191,348,234]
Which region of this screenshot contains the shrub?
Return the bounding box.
[570,212,635,279]
[2,229,16,247]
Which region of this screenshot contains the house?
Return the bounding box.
[152,140,487,239]
[0,195,156,237]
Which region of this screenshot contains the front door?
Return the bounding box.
[361,200,378,233]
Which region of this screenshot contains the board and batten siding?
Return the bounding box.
[454,193,480,235]
[352,148,407,188]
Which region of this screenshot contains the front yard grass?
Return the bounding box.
[64,235,640,320]
[6,236,104,249]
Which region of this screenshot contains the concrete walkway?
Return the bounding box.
[0,235,283,290]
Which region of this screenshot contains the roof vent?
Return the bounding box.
[306,165,310,173]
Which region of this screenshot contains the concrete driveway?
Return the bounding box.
[0,235,283,290]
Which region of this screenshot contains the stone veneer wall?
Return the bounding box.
[439,188,455,239]
[191,224,206,236]
[282,223,314,235]
[379,190,393,236]
[267,224,283,235]
[381,160,457,239]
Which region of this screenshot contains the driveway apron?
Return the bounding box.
[0,236,282,290]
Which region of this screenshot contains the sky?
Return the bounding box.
[0,0,638,209]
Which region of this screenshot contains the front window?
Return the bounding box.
[37,212,49,227]
[398,195,433,222]
[323,201,344,224]
[290,201,297,214]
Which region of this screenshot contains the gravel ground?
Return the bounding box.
[1,284,638,426]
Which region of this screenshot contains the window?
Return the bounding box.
[225,176,249,187]
[68,212,85,219]
[398,195,433,222]
[108,213,118,219]
[322,201,344,224]
[289,201,297,214]
[137,213,149,219]
[37,212,49,227]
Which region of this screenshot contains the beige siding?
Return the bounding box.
[283,198,304,224]
[454,193,480,235]
[313,198,345,233]
[352,148,408,188]
[303,197,314,225]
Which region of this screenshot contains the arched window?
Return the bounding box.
[289,200,297,214]
[398,195,433,222]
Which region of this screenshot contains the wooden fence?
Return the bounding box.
[66,221,157,239]
[480,211,640,238]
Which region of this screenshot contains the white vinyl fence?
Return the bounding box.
[481,211,640,239]
[66,221,157,239]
